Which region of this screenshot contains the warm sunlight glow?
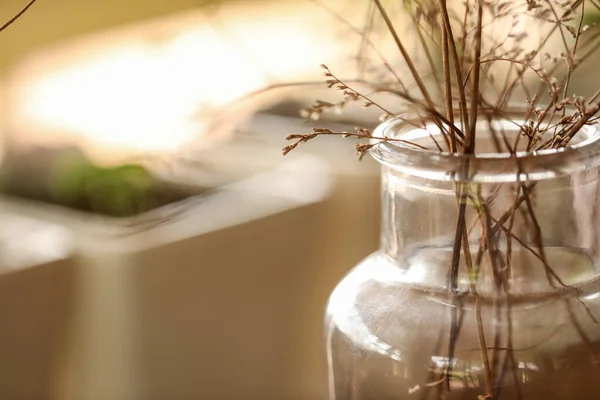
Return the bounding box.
[5,2,345,164]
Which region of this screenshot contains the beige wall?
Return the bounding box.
[0,0,235,72]
[0,258,74,399]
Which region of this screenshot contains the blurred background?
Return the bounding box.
[0,1,598,399]
[0,1,383,399]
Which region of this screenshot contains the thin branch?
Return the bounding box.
[441,10,456,152]
[562,0,586,101]
[404,1,444,95]
[0,0,39,33]
[309,0,408,90]
[439,0,470,133]
[465,0,484,154]
[372,0,436,108]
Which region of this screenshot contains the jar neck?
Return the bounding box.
[378,164,600,297]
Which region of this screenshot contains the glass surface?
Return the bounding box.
[325,117,600,399]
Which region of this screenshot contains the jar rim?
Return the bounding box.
[370,113,600,183]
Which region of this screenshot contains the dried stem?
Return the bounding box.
[372,0,436,109]
[562,0,585,101]
[0,0,39,33]
[441,8,456,152]
[309,0,408,89]
[279,2,600,398]
[438,0,470,133]
[466,0,484,154]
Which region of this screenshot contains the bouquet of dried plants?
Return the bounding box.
[284,0,600,158]
[283,0,600,398]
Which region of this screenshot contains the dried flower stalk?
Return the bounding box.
[0,0,39,34]
[282,1,600,399]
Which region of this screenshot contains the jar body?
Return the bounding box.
[325,120,600,399]
[326,252,600,399]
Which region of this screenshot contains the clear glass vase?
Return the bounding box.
[325,115,600,400]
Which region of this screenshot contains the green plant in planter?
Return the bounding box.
[0,145,197,218]
[49,151,156,217]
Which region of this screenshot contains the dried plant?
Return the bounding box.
[283,1,600,399]
[285,1,600,157]
[0,0,39,34]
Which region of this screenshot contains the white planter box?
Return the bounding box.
[0,115,382,400]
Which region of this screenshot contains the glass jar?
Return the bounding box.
[325,115,600,399]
